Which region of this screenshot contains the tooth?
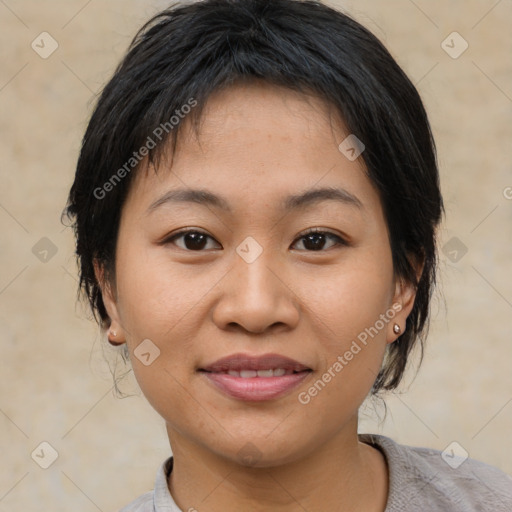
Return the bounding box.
[257,369,274,377]
[228,370,240,377]
[240,370,257,378]
[273,368,286,377]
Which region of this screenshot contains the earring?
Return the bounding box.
[107,329,123,346]
[393,323,401,335]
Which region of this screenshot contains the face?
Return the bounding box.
[97,81,416,467]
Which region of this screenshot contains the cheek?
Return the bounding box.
[301,251,395,399]
[114,256,203,417]
[115,246,214,337]
[296,262,393,427]
[303,252,394,342]
[113,250,206,387]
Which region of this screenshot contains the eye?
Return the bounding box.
[291,228,347,251]
[163,229,221,251]
[162,228,347,252]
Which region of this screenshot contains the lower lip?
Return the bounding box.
[201,371,311,401]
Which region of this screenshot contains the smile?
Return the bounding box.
[199,353,312,401]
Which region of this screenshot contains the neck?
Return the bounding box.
[166,418,388,512]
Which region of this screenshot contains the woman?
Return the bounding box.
[63,0,512,510]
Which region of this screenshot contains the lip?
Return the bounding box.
[200,353,311,373]
[199,353,312,402]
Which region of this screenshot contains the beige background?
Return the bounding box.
[1,0,511,510]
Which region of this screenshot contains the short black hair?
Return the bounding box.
[63,0,444,394]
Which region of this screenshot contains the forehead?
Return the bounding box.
[125,81,381,220]
[188,81,343,162]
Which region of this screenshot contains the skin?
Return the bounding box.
[96,80,419,512]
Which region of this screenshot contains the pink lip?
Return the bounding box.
[199,353,312,402]
[200,353,311,373]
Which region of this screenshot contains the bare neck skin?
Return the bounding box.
[167,416,389,512]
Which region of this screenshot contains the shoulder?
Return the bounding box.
[118,456,177,512]
[118,491,154,512]
[359,433,512,512]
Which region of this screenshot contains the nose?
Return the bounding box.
[212,245,300,335]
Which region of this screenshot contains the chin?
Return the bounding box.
[209,432,315,469]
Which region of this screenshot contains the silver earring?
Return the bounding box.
[393,323,401,335]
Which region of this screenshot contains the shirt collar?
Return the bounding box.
[153,456,183,511]
[153,435,398,511]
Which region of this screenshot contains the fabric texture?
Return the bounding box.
[119,433,512,511]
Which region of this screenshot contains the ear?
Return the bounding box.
[93,259,126,344]
[386,256,424,344]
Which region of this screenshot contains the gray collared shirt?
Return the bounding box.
[119,433,512,511]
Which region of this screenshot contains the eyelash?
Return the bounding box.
[162,227,348,252]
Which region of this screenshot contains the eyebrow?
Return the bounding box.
[146,186,363,215]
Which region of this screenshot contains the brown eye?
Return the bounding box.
[292,230,346,251]
[165,230,221,251]
[163,228,346,252]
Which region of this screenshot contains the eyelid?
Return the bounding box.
[296,227,346,240]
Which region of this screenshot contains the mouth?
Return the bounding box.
[198,353,312,401]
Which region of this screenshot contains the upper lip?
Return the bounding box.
[200,353,312,373]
